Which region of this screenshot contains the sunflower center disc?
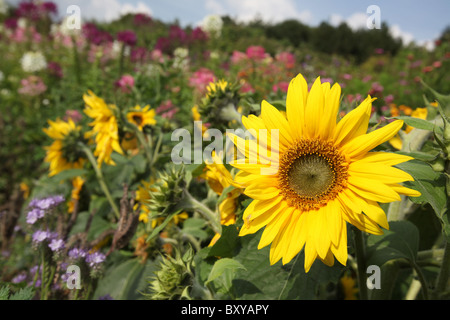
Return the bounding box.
[287,155,335,198]
[278,139,349,212]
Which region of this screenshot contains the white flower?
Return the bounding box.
[17,18,27,29]
[0,0,8,15]
[172,47,189,70]
[20,51,48,73]
[200,15,223,38]
[59,16,81,37]
[112,40,130,57]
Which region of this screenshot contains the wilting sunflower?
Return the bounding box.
[83,91,123,167]
[68,176,85,213]
[202,153,243,245]
[43,118,86,176]
[228,73,420,272]
[126,105,157,131]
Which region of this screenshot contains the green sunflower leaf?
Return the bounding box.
[390,116,443,134]
[366,221,420,266]
[395,159,449,240]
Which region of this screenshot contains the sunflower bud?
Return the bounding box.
[146,247,195,300]
[198,80,244,130]
[147,165,187,218]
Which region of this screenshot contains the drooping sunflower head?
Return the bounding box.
[126,105,157,131]
[43,118,87,177]
[83,91,123,166]
[228,73,421,272]
[68,176,85,213]
[198,79,243,130]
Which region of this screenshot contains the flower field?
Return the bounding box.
[0,1,450,302]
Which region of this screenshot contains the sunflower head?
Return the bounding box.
[83,91,123,166]
[43,118,87,176]
[228,73,421,272]
[198,79,243,130]
[126,105,157,131]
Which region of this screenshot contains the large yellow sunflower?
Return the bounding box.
[83,91,123,167]
[228,73,421,272]
[43,118,86,176]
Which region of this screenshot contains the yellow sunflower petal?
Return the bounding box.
[341,120,404,158]
[286,73,308,140]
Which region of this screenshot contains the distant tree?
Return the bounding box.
[265,19,311,47]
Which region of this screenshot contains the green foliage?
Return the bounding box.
[0,285,35,300]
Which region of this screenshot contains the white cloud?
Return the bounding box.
[328,12,368,30]
[120,1,152,17]
[205,0,226,15]
[205,0,313,24]
[55,0,152,22]
[345,12,368,30]
[389,24,414,45]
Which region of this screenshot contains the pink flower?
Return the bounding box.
[18,76,47,96]
[275,52,295,69]
[362,75,372,83]
[156,100,179,119]
[342,74,352,80]
[189,68,216,94]
[432,61,442,68]
[246,46,267,60]
[240,81,255,94]
[231,51,247,64]
[64,110,83,123]
[115,74,135,93]
[384,94,394,104]
[272,81,289,93]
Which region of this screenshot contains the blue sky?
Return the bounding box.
[7,0,450,45]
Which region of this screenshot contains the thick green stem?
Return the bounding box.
[71,36,81,84]
[432,239,450,299]
[79,143,120,219]
[411,261,429,300]
[184,190,221,235]
[353,227,368,300]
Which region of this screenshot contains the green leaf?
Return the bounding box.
[366,221,420,267]
[0,286,10,300]
[391,116,443,134]
[231,230,344,300]
[48,169,87,182]
[94,258,155,300]
[396,150,439,162]
[9,287,35,300]
[205,258,246,286]
[395,160,448,218]
[146,210,182,242]
[182,218,208,241]
[207,225,240,258]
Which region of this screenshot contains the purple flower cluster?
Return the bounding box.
[26,195,64,224]
[68,247,87,259]
[68,247,106,268]
[155,25,209,54]
[15,1,58,21]
[31,229,59,245]
[117,30,137,47]
[133,13,152,27]
[86,251,106,267]
[82,23,113,46]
